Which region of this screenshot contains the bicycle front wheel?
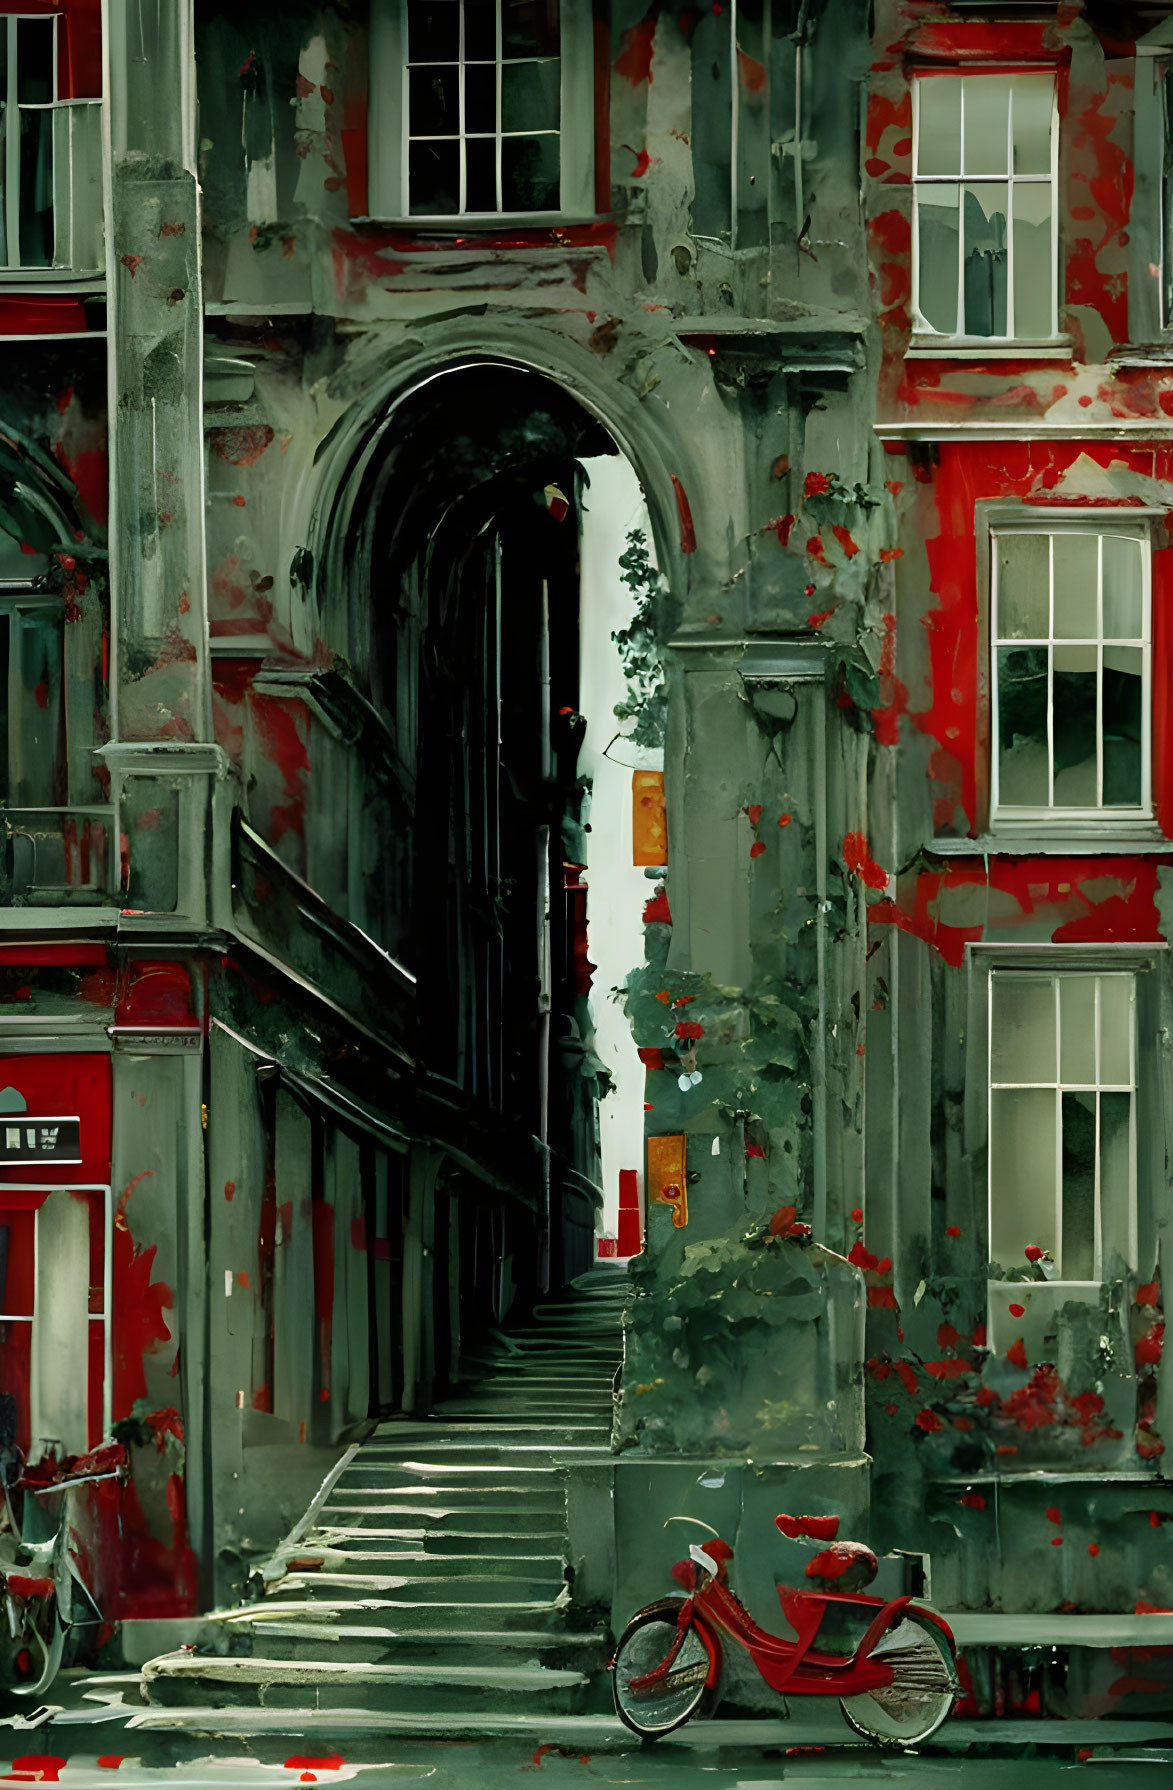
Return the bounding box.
[839,1611,957,1748]
[612,1609,712,1739]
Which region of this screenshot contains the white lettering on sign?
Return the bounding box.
[0,1116,82,1164]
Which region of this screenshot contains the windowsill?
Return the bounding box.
[930,830,1171,855]
[1108,343,1173,367]
[0,270,105,289]
[907,334,1073,359]
[350,213,609,235]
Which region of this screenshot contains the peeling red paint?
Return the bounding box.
[671,475,696,554]
[737,49,767,95]
[113,1181,173,1419]
[868,857,1163,968]
[615,15,656,86]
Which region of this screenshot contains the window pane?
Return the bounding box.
[1099,1090,1132,1268]
[1102,535,1142,638]
[409,140,460,213]
[16,18,54,106]
[18,107,54,267]
[1013,181,1053,338]
[992,975,1055,1083]
[990,1086,1057,1264]
[997,646,1049,805]
[963,78,1009,176]
[465,63,497,134]
[410,65,459,135]
[465,1,498,60]
[917,184,959,333]
[917,77,961,176]
[464,137,497,211]
[1059,975,1096,1084]
[995,533,1048,639]
[501,132,559,210]
[1010,74,1052,175]
[1102,645,1143,807]
[503,0,560,58]
[1060,1090,1096,1280]
[408,3,459,61]
[1098,977,1133,1084]
[963,184,1008,335]
[0,1210,35,1316]
[1052,644,1098,805]
[1051,533,1098,639]
[10,606,64,805]
[502,57,560,135]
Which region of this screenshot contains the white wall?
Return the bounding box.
[578,455,663,1250]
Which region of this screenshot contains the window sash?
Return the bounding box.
[404,1,565,219]
[989,523,1153,821]
[987,970,1138,1283]
[0,12,103,274]
[0,1184,112,1452]
[369,1,593,222]
[912,73,1059,340]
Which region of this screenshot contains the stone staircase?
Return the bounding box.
[141,1265,629,1716]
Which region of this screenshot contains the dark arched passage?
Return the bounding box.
[340,364,628,1352]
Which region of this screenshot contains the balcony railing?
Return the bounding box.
[2,807,115,906]
[0,99,104,277]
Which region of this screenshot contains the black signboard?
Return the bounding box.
[0,1118,82,1165]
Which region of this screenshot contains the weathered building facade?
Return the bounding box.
[0,0,1169,1726]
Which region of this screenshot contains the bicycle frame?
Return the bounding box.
[628,1542,955,1703]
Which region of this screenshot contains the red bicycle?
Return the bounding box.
[611,1516,958,1748]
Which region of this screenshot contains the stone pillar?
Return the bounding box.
[105,0,209,745]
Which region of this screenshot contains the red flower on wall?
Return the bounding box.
[804,471,832,497]
[674,1020,704,1040]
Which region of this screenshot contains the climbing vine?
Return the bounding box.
[611,528,677,749]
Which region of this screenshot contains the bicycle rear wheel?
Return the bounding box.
[612,1609,712,1739]
[839,1611,957,1748]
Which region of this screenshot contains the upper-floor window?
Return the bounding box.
[990,520,1150,824]
[913,72,1056,341]
[988,967,1136,1284]
[0,10,104,275]
[367,1,595,223]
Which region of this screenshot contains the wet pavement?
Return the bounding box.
[3,1689,1171,1788]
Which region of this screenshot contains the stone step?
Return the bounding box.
[319,1498,567,1524]
[336,1461,566,1479]
[438,1389,613,1405]
[277,1549,566,1577]
[458,1343,619,1362]
[220,1595,575,1636]
[346,1447,610,1468]
[213,1621,609,1670]
[306,1528,566,1557]
[463,1370,614,1386]
[436,1405,611,1422]
[366,1424,606,1444]
[274,1570,566,1604]
[142,1652,591,1714]
[361,1435,607,1457]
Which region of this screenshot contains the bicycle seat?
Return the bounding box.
[804,1541,878,1593]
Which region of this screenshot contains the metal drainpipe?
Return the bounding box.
[794,0,814,252]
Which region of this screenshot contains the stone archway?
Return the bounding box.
[311,359,665,1349]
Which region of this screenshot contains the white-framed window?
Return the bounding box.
[988,967,1137,1284]
[990,519,1151,823]
[1162,62,1173,330]
[0,11,104,274]
[912,71,1057,340]
[0,1183,113,1457]
[367,1,595,223]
